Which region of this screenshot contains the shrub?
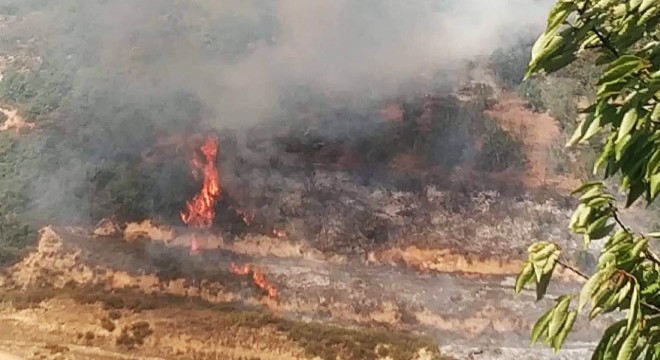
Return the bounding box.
[476,124,527,172]
[116,321,153,349]
[516,78,545,113]
[491,41,533,88]
[100,317,116,332]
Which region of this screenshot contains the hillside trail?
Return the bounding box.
[486,91,580,192]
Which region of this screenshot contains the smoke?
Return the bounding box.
[0,0,553,223]
[7,0,552,128]
[209,0,553,126]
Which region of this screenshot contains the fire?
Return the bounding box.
[230,262,278,299]
[180,136,221,254]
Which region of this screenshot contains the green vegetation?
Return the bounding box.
[476,123,527,172]
[514,1,660,359]
[491,41,533,89]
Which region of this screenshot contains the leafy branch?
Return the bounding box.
[516,0,660,358]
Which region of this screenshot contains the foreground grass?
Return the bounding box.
[0,284,453,360]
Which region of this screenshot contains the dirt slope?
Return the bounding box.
[486,91,580,192]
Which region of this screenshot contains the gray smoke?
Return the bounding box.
[0,0,554,224]
[6,0,552,128]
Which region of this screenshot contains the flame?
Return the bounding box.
[180,136,221,253]
[230,262,278,299]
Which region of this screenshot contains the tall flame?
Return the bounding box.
[180,136,221,254]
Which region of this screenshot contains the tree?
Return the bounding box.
[514,1,660,359]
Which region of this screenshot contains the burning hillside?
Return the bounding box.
[0,1,622,359]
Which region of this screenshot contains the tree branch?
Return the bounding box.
[619,270,660,314]
[558,260,588,280]
[611,206,660,268]
[575,0,620,58]
[591,28,619,58]
[557,261,660,314]
[610,206,631,234]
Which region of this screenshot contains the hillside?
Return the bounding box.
[0,1,626,360]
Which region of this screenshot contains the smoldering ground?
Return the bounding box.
[0,0,552,225]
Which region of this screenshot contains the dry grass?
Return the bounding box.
[0,285,453,360]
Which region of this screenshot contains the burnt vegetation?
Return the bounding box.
[0,0,565,267]
[0,0,609,273]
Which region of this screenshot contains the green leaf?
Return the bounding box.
[630,238,648,260]
[615,134,632,161]
[515,262,534,295]
[594,135,617,175]
[570,203,587,231]
[640,0,656,12]
[644,231,660,238]
[599,55,645,85]
[649,173,660,200]
[531,306,553,345]
[644,148,660,179]
[546,1,575,32]
[598,252,616,268]
[618,108,638,142]
[605,229,631,249]
[593,283,621,317]
[651,103,660,121]
[528,35,566,75]
[583,113,603,142]
[552,310,577,353]
[531,242,557,261]
[638,4,659,25]
[580,185,605,201]
[571,181,604,196]
[568,114,595,146]
[615,281,632,304]
[539,51,578,75]
[627,284,639,333]
[591,320,627,360]
[530,242,559,282]
[549,296,571,339]
[579,268,611,312]
[587,215,611,236]
[536,268,555,301]
[616,324,640,360]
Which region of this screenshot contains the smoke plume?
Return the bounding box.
[0,0,553,223]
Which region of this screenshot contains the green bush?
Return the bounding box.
[0,63,72,119]
[491,41,533,88]
[476,123,527,172]
[516,78,546,113]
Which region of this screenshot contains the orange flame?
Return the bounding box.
[180,136,221,254]
[230,262,278,299]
